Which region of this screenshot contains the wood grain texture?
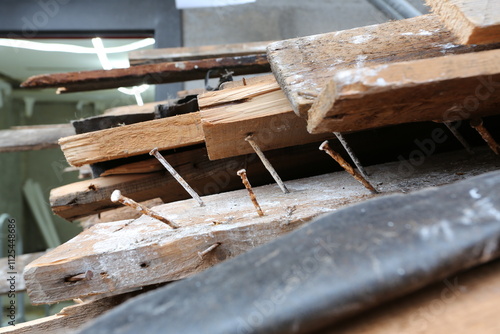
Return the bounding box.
[26,172,377,305]
[0,252,45,294]
[129,41,272,65]
[322,260,500,334]
[59,112,204,167]
[267,14,500,117]
[26,148,500,305]
[0,125,75,153]
[20,56,271,93]
[307,48,500,134]
[199,76,332,160]
[0,293,134,334]
[426,0,500,45]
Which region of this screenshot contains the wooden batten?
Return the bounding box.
[426,0,500,45]
[199,75,332,160]
[307,48,500,134]
[58,112,204,167]
[0,293,136,334]
[20,55,271,93]
[0,125,75,153]
[129,41,272,65]
[267,14,500,118]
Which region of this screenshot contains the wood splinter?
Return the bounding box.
[237,169,265,217]
[320,141,379,194]
[470,118,499,155]
[111,190,179,229]
[198,243,221,260]
[245,135,289,194]
[150,148,205,207]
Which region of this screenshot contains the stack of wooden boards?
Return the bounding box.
[6,1,500,333]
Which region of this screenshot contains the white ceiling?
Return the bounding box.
[0,38,155,104]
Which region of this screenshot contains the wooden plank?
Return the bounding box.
[307,48,500,134]
[25,172,375,305]
[0,293,135,333]
[0,252,45,294]
[325,260,500,334]
[58,112,204,167]
[199,75,332,160]
[80,198,164,228]
[267,14,500,117]
[99,158,163,176]
[50,143,336,221]
[426,0,500,45]
[129,41,272,65]
[0,125,74,153]
[25,148,500,305]
[20,55,271,93]
[102,100,169,116]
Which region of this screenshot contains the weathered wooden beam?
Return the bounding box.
[20,55,271,93]
[129,41,272,65]
[28,148,500,304]
[267,14,500,117]
[0,125,75,153]
[307,48,500,134]
[199,75,332,160]
[74,169,500,334]
[325,260,500,333]
[0,252,45,294]
[50,143,335,221]
[59,112,203,167]
[426,0,500,45]
[0,293,136,334]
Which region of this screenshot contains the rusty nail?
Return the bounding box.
[66,270,93,282]
[245,135,289,194]
[150,148,205,206]
[320,141,379,194]
[470,118,499,155]
[237,169,265,217]
[198,243,221,260]
[333,132,370,179]
[111,190,179,229]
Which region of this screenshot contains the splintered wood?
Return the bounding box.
[198,75,332,160]
[307,48,500,134]
[267,14,500,118]
[426,0,500,45]
[59,112,203,167]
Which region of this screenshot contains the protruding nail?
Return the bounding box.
[470,118,499,155]
[237,169,264,217]
[150,148,205,206]
[111,190,179,229]
[198,243,221,260]
[245,135,289,194]
[320,141,379,194]
[444,122,474,154]
[66,270,93,282]
[333,132,370,178]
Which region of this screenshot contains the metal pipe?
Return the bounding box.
[367,0,422,20]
